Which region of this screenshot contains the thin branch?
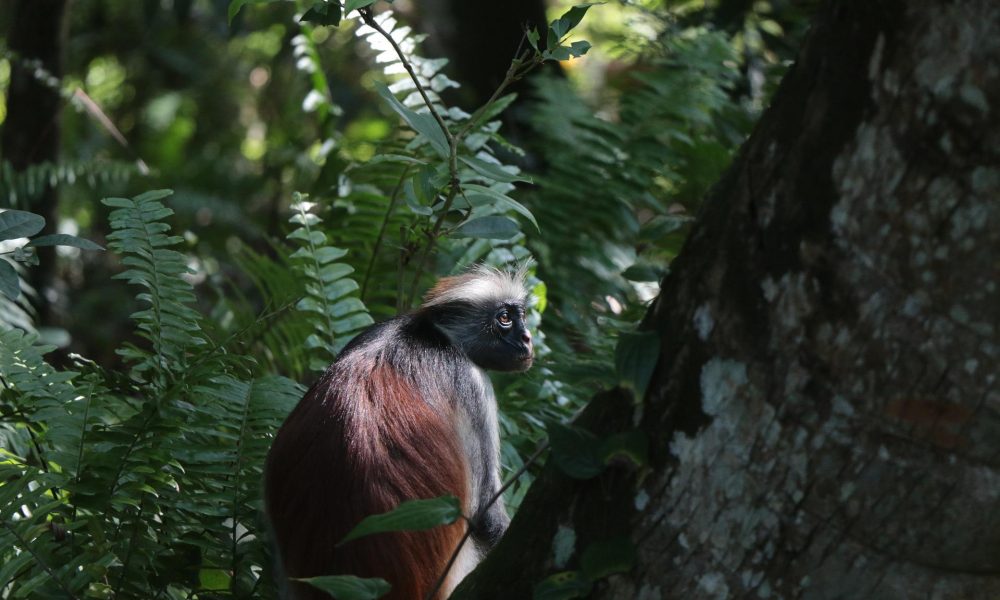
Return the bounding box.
[423,441,550,600]
[359,8,454,148]
[362,164,413,301]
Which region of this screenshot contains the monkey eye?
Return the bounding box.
[496,310,513,328]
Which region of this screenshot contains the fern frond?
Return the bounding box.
[1,159,142,209]
[103,189,207,390]
[288,197,373,369]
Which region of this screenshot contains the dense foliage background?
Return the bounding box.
[0,0,812,597]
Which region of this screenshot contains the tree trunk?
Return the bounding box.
[1,0,69,324]
[454,1,1000,598]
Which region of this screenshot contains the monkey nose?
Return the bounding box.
[521,330,532,345]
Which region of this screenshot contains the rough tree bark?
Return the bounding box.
[454,2,1000,599]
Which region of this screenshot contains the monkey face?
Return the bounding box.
[455,301,533,372]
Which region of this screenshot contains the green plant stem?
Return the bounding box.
[359,8,454,150]
[2,521,80,600]
[361,165,412,302]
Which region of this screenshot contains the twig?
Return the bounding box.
[423,441,550,600]
[359,8,454,149]
[362,165,413,301]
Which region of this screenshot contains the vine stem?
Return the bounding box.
[423,441,550,600]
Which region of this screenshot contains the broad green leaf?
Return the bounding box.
[451,216,519,240]
[569,41,592,57]
[199,569,231,591]
[580,537,636,580]
[26,234,104,251]
[345,0,377,13]
[544,46,573,62]
[0,210,45,241]
[621,263,661,282]
[533,571,592,600]
[546,422,603,479]
[461,184,538,231]
[301,1,342,26]
[339,496,461,545]
[295,575,391,600]
[550,3,601,40]
[459,156,532,184]
[0,259,20,300]
[374,83,450,158]
[614,330,660,399]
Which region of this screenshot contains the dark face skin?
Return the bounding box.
[467,301,533,372]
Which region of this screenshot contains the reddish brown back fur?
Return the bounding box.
[265,357,468,600]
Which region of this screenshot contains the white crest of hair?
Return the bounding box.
[422,263,529,308]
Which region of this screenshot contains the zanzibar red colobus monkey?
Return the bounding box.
[264,266,534,599]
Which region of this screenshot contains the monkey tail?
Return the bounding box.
[265,361,470,600]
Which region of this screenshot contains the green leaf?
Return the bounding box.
[459,156,532,184]
[301,1,342,26]
[621,263,661,282]
[461,184,538,231]
[550,3,601,40]
[199,569,231,591]
[26,234,104,251]
[533,571,592,600]
[374,83,450,158]
[598,431,648,470]
[569,40,592,57]
[544,46,573,62]
[614,330,660,399]
[228,0,249,24]
[526,28,540,50]
[580,537,636,580]
[339,496,462,545]
[451,216,519,240]
[546,422,603,479]
[0,210,45,241]
[0,259,20,300]
[345,0,377,13]
[295,575,391,600]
